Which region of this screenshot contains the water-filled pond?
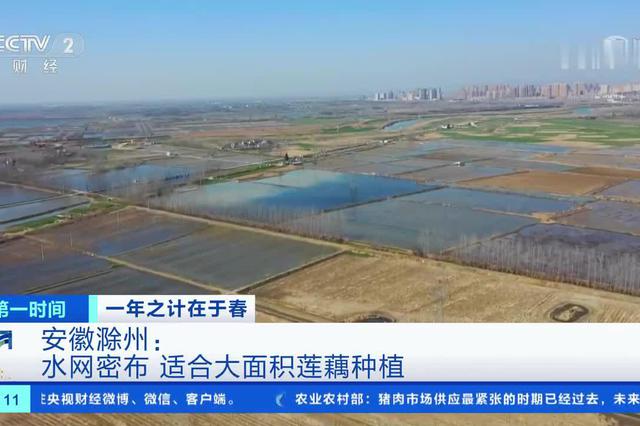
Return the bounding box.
[38,164,193,193]
[285,199,536,254]
[383,119,420,132]
[601,180,640,200]
[0,195,88,224]
[401,187,581,214]
[559,200,640,235]
[0,184,53,207]
[153,170,432,223]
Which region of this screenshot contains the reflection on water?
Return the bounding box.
[402,187,580,214]
[574,107,593,116]
[383,119,419,132]
[287,199,536,254]
[37,164,192,193]
[153,169,431,222]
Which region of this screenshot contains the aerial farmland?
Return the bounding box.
[4,100,640,324]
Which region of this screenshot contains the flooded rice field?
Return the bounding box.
[35,164,194,194]
[148,154,267,170]
[559,201,640,235]
[600,180,640,200]
[310,155,449,175]
[400,187,582,215]
[0,184,90,232]
[0,238,111,293]
[27,152,269,197]
[151,169,431,223]
[36,208,207,256]
[454,224,640,295]
[0,184,54,207]
[333,162,422,176]
[284,199,536,254]
[43,267,211,295]
[309,139,570,179]
[118,225,339,289]
[0,195,88,225]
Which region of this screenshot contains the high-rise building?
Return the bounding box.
[577,46,587,70]
[374,87,441,102]
[632,38,640,69]
[603,36,629,70]
[459,82,606,100]
[591,47,601,70]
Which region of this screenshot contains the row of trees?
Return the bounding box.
[449,236,640,296]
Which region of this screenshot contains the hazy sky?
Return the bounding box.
[2,0,640,103]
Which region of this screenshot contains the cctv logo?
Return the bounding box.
[0,35,50,53]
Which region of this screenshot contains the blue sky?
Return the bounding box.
[1,1,640,103]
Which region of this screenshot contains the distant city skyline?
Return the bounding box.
[368,80,640,103]
[2,1,640,103]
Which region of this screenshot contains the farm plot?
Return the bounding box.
[400,187,582,215]
[446,139,570,154]
[397,165,513,183]
[0,184,54,207]
[312,157,449,176]
[152,170,430,223]
[340,162,422,176]
[463,170,624,196]
[34,163,196,195]
[0,238,111,293]
[254,252,640,323]
[307,155,377,172]
[416,142,566,161]
[386,158,451,170]
[118,225,340,290]
[144,155,266,177]
[454,223,640,295]
[202,153,270,169]
[0,195,88,225]
[36,208,207,256]
[569,166,640,179]
[559,201,640,235]
[156,153,269,173]
[284,199,535,254]
[422,149,492,163]
[543,151,640,169]
[44,267,211,295]
[600,180,640,201]
[309,139,567,178]
[474,158,573,172]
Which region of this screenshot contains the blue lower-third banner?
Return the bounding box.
[4,382,640,413]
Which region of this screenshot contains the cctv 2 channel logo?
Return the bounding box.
[0,34,84,57]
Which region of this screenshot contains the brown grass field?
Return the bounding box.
[253,252,640,323]
[569,166,640,179]
[462,170,625,196]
